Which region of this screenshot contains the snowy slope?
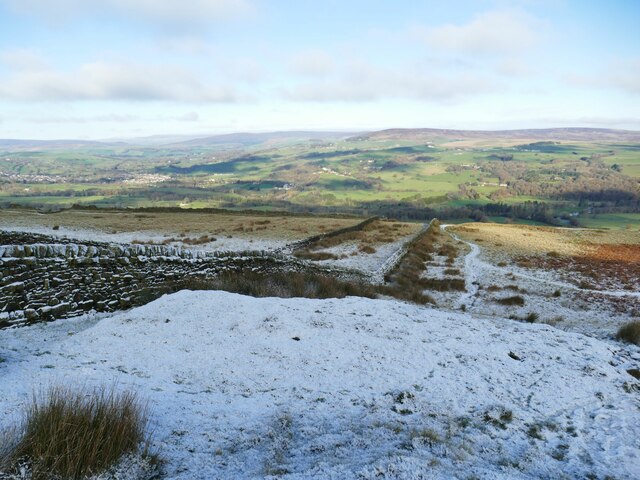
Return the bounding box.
[1,291,639,479]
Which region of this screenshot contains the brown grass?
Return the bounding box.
[206,271,436,305]
[209,271,377,300]
[495,295,525,306]
[1,208,360,243]
[294,250,339,261]
[2,386,152,480]
[616,320,640,345]
[300,219,420,255]
[590,244,640,263]
[382,220,447,301]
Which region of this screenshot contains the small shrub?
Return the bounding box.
[294,250,338,261]
[184,235,215,245]
[524,312,539,323]
[2,386,153,480]
[210,271,377,300]
[627,368,640,380]
[359,245,376,254]
[579,280,594,290]
[418,277,466,292]
[552,289,561,298]
[437,244,457,258]
[544,316,564,326]
[410,428,441,446]
[527,424,544,440]
[483,407,513,430]
[504,284,522,292]
[616,320,640,345]
[495,295,525,306]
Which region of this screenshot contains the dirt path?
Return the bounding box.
[442,226,480,309]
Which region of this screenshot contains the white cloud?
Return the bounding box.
[567,58,640,95]
[289,50,335,77]
[2,0,254,28]
[414,10,540,55]
[284,60,498,102]
[175,111,199,122]
[0,48,49,71]
[26,114,141,124]
[535,116,640,128]
[0,61,242,102]
[25,111,201,123]
[496,58,534,77]
[109,0,252,23]
[224,58,265,83]
[603,58,640,94]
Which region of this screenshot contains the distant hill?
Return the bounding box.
[3,128,639,151]
[168,131,358,148]
[0,139,123,150]
[350,127,640,143]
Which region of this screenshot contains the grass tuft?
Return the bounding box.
[1,385,153,480]
[495,295,525,306]
[616,320,640,345]
[210,271,377,300]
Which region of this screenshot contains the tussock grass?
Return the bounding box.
[382,219,458,301]
[208,271,437,305]
[1,386,153,480]
[210,271,377,300]
[294,250,339,261]
[359,244,376,254]
[616,320,640,345]
[416,277,466,292]
[495,295,525,306]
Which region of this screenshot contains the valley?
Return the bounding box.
[2,128,639,230]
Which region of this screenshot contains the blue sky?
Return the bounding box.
[0,0,638,139]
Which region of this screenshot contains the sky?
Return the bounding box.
[0,0,638,139]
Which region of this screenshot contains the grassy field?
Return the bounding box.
[0,208,363,241]
[451,222,640,258]
[1,129,638,228]
[450,221,640,293]
[577,213,640,230]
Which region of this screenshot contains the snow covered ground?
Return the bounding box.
[1,291,639,479]
[302,237,410,278]
[0,224,286,253]
[295,223,427,281]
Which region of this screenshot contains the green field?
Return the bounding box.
[577,213,640,230]
[1,129,638,227]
